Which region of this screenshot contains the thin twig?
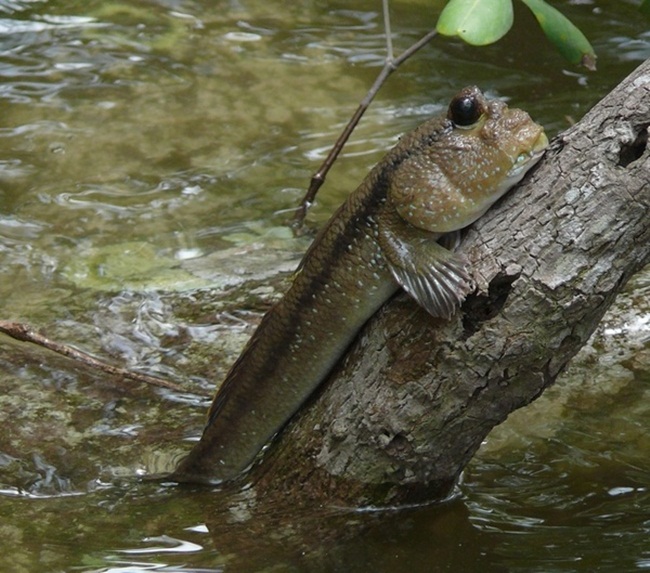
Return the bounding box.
[382,0,394,61]
[0,320,208,396]
[292,9,438,229]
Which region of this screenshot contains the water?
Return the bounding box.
[0,0,648,571]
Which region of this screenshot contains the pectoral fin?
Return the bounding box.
[378,222,474,319]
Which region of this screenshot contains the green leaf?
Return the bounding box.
[520,0,597,70]
[436,0,514,46]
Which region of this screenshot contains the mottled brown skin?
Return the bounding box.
[172,87,547,484]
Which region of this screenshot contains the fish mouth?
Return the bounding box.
[532,130,549,155]
[506,130,549,181]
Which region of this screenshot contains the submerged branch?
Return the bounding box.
[0,320,205,395]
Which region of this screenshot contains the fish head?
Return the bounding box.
[389,86,548,233]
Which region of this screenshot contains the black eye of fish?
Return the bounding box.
[448,93,482,127]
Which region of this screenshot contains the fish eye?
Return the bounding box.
[448,93,483,128]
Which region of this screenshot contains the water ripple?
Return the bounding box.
[118,535,203,555]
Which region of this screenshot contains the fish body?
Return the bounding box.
[172,86,548,484]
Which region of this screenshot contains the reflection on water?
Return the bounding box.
[0,0,648,571]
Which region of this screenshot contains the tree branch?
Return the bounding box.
[292,9,438,229]
[0,320,206,395]
[254,58,650,508]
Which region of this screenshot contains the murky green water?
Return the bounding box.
[0,0,648,571]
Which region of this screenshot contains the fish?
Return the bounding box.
[171,86,548,485]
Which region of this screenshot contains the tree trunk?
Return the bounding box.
[245,58,650,508]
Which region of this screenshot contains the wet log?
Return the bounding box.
[247,58,650,507]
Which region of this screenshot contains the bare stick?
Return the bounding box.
[292,10,438,228]
[0,320,208,396]
[382,0,395,61]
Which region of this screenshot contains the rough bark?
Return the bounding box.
[245,59,650,508]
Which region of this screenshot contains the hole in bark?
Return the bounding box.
[462,271,520,337]
[383,432,411,456]
[618,125,648,167]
